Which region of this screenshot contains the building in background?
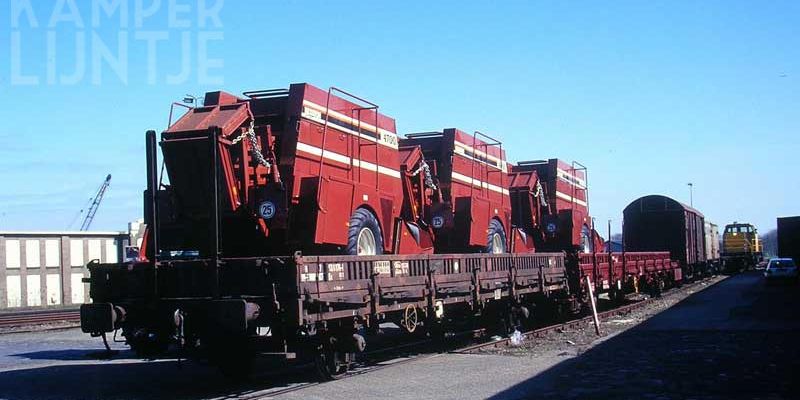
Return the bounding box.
[0,230,130,309]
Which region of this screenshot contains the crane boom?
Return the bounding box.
[80,174,112,231]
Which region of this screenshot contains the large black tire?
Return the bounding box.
[486,219,508,253]
[346,208,384,255]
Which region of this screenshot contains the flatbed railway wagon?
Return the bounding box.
[80,83,567,378]
[578,251,678,299]
[82,250,569,378]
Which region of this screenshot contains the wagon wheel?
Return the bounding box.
[315,345,351,380]
[400,304,419,333]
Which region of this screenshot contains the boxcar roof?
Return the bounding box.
[623,194,705,219]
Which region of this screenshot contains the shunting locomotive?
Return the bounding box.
[721,222,762,271]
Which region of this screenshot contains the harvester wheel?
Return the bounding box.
[486,219,507,254]
[347,208,383,256]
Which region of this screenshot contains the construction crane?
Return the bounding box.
[77,174,112,231]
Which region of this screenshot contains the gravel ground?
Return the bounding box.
[480,275,728,359]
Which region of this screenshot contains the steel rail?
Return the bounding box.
[0,309,81,328]
[453,298,650,354]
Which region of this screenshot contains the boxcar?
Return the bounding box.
[623,195,708,278]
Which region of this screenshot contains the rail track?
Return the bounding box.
[211,294,667,399]
[223,275,725,399]
[0,308,80,329]
[454,298,650,354]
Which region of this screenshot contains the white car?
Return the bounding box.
[764,258,799,282]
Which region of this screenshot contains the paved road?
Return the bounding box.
[0,272,796,399]
[484,271,800,399]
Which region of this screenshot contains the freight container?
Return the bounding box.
[777,216,800,265]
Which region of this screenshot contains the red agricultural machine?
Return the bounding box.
[148,84,512,259]
[399,129,511,254]
[81,83,681,379]
[508,159,598,253]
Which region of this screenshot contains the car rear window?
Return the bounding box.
[769,260,796,268]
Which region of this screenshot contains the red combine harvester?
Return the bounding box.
[81,83,682,379]
[151,84,511,258]
[508,159,597,253]
[400,129,511,253]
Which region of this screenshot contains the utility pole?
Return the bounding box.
[687,182,694,207]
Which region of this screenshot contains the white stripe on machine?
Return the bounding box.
[453,142,508,172]
[295,142,402,179]
[556,168,586,189]
[555,190,588,207]
[451,171,510,195]
[301,100,399,149]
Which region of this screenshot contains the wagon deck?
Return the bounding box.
[83,252,569,362]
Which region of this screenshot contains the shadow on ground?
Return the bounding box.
[10,349,141,361]
[488,272,800,400]
[0,354,313,400]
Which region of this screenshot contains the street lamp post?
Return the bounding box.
[687,182,694,207]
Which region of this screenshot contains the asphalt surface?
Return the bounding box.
[0,271,796,399]
[483,271,800,400]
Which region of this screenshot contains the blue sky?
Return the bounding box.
[1,0,798,235]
